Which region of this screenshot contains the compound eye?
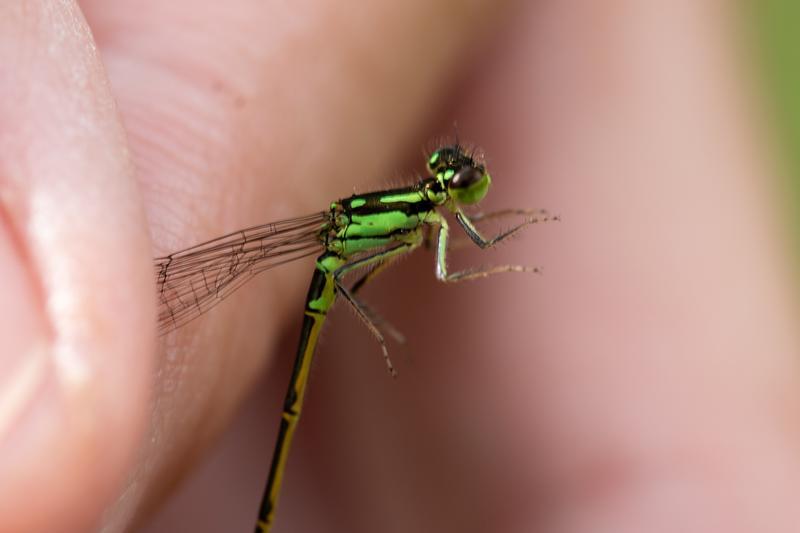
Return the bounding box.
[450,166,483,189]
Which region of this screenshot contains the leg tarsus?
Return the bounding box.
[470,207,552,223]
[434,212,543,283]
[455,209,559,250]
[336,279,398,378]
[442,263,541,283]
[357,299,406,344]
[334,239,423,374]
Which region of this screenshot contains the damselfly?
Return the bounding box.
[154,144,555,532]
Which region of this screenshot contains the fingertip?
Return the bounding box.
[0,1,154,530]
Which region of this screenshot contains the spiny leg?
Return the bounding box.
[470,207,553,223]
[337,283,397,377]
[349,253,409,344]
[354,297,406,345]
[335,239,422,375]
[437,208,558,251]
[432,213,540,283]
[350,252,403,294]
[455,208,553,250]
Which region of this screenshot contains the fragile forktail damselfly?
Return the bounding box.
[154,144,555,532]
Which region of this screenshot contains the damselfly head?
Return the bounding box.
[428,145,492,206]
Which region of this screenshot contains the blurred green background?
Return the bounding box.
[756,1,800,260]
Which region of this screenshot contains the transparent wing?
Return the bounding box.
[155,212,329,334]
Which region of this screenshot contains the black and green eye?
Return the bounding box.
[426,145,491,204]
[450,166,483,190]
[448,165,491,205]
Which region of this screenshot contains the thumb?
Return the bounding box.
[0,2,153,531]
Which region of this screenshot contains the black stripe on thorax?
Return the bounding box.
[342,183,435,216]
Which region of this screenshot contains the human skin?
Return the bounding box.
[1,1,799,532]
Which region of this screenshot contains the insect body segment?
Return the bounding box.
[154,144,551,533]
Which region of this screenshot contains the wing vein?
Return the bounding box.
[154,211,329,333]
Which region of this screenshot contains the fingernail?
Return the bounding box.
[0,207,50,442]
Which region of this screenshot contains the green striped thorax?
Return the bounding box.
[426,145,492,207]
[324,144,493,257]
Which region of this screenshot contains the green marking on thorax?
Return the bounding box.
[340,236,395,256]
[379,191,425,205]
[343,210,421,238]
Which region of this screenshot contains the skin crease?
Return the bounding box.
[0,2,798,533]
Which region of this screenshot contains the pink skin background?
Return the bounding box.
[0,1,799,532]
